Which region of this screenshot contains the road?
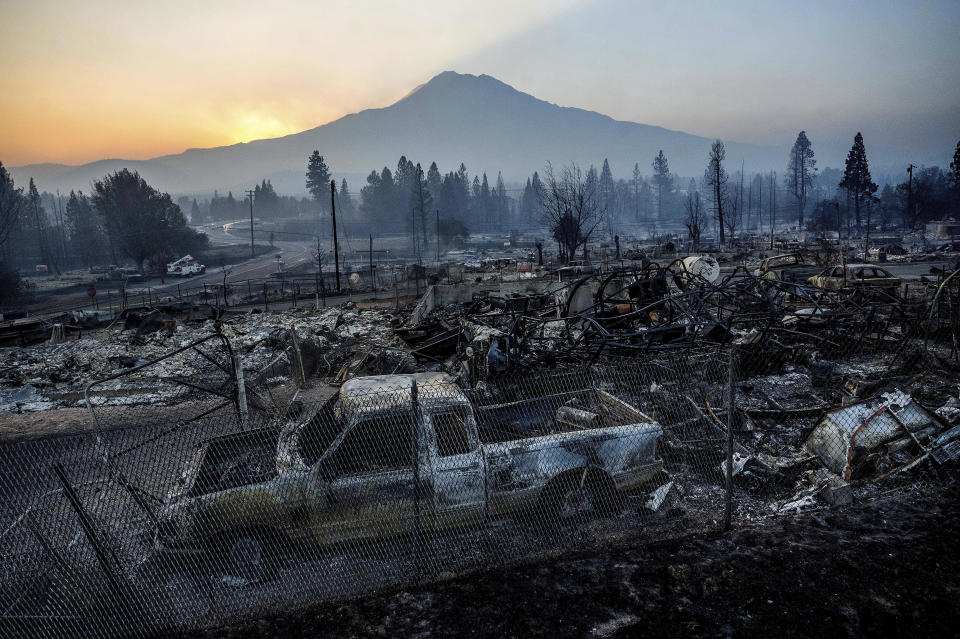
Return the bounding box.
[14,221,321,316]
[166,220,317,286]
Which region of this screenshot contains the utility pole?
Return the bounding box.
[330,179,341,292]
[769,172,776,251]
[907,163,916,229]
[836,201,845,267]
[435,209,440,266]
[246,189,255,258]
[757,172,763,240]
[369,234,374,289]
[739,160,744,239]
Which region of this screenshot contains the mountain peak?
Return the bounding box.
[398,71,516,103]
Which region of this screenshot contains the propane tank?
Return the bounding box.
[676,255,720,288]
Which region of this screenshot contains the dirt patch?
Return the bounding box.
[172,481,960,639]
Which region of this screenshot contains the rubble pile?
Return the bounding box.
[2,256,958,521]
[0,305,398,412]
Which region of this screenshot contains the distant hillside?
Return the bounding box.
[12,71,789,196]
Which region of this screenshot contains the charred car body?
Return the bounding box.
[151,372,663,582]
[808,264,902,294]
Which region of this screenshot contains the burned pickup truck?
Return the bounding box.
[152,372,663,582]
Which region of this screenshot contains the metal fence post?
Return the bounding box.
[233,351,248,429]
[290,329,308,389]
[724,344,736,531]
[53,464,131,611]
[411,379,421,579]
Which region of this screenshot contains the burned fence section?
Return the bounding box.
[0,362,739,638]
[83,327,313,438]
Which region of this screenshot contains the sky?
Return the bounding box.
[1,0,958,168]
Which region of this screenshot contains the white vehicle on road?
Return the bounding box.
[166,255,206,277]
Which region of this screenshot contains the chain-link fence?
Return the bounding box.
[2,271,959,638]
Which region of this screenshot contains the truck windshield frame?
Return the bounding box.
[321,409,416,479]
[430,407,474,457]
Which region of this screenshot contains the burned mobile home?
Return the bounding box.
[0,251,958,638]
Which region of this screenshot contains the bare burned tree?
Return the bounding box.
[535,162,605,263]
[724,167,742,242]
[684,179,706,252]
[704,140,728,249]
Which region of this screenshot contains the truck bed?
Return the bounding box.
[474,388,653,444]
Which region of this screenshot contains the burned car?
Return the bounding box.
[752,253,820,284]
[151,373,663,583]
[808,263,902,296]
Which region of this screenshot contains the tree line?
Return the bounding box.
[0,165,207,300]
[1,134,958,299]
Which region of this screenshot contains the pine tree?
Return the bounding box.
[586,166,599,199]
[339,179,355,218]
[652,150,672,223]
[786,131,817,229]
[521,178,534,225]
[948,140,960,193]
[426,161,442,202]
[66,191,104,267]
[305,150,331,213]
[878,184,897,231]
[28,178,58,273]
[632,163,642,222]
[479,173,492,227]
[495,172,508,228]
[599,159,615,221]
[0,161,24,252]
[394,156,417,228]
[838,132,877,229]
[471,176,481,203]
[91,169,204,274]
[529,172,543,227]
[379,167,396,229]
[409,163,433,258]
[360,170,382,223]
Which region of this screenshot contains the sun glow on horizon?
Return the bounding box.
[0,0,589,166]
[224,111,304,146]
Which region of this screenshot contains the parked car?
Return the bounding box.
[807,263,902,295]
[752,253,820,284]
[150,373,663,583]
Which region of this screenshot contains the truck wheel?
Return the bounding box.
[160,572,211,622]
[221,532,274,586]
[546,472,619,522]
[558,481,596,520]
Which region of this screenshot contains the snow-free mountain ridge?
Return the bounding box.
[12,71,788,195]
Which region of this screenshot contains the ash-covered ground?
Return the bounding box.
[171,479,960,639]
